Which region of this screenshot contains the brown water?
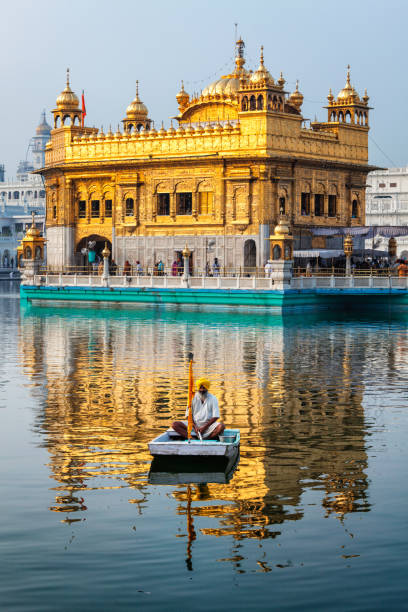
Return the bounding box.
[1,287,408,610]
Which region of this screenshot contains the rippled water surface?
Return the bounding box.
[1,283,408,610]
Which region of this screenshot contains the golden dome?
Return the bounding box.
[202,38,249,97]
[176,81,189,107]
[126,81,148,117]
[337,66,360,101]
[249,47,274,85]
[289,81,304,109]
[56,69,79,109]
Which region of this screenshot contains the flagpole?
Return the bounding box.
[187,352,194,443]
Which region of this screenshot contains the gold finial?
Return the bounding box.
[31,210,36,228]
[295,79,299,91]
[182,243,191,258]
[260,45,264,66]
[66,67,70,87]
[102,241,110,258]
[346,64,351,84]
[136,80,139,97]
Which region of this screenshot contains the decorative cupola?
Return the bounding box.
[52,69,83,129]
[122,81,152,134]
[238,46,287,113]
[176,81,190,112]
[287,80,304,112]
[326,65,371,127]
[17,211,46,275]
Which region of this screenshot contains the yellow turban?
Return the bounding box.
[196,377,210,391]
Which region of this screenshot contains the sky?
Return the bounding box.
[0,0,406,176]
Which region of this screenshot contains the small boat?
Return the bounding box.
[148,428,240,464]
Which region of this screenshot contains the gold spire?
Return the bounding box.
[289,80,304,110]
[249,45,274,85]
[126,80,148,117]
[176,80,190,109]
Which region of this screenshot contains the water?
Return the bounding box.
[1,283,408,610]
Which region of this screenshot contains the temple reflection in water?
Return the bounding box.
[18,304,373,561]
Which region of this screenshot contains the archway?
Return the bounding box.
[244,239,256,269]
[76,234,112,269]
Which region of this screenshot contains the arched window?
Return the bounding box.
[339,111,344,122]
[279,197,286,215]
[126,198,134,216]
[352,199,359,218]
[13,191,19,199]
[272,96,278,110]
[53,205,57,219]
[330,111,336,121]
[241,96,248,111]
[273,244,281,260]
[137,124,143,132]
[73,115,79,126]
[249,95,256,111]
[55,116,60,128]
[25,246,32,259]
[257,95,263,110]
[34,191,37,198]
[35,246,42,260]
[39,190,45,198]
[345,111,351,123]
[267,95,273,110]
[364,112,368,125]
[62,115,70,126]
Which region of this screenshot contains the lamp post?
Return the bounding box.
[388,237,397,267]
[102,242,110,286]
[344,234,353,276]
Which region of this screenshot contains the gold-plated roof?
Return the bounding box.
[126,81,148,118]
[56,69,79,110]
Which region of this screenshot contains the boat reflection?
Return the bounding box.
[149,452,240,485]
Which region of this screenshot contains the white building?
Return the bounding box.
[365,168,408,258]
[0,113,50,267]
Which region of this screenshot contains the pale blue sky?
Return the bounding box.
[0,0,406,175]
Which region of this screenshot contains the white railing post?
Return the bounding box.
[59,274,62,286]
[369,276,373,288]
[330,275,335,288]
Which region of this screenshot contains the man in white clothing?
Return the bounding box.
[264,260,273,278]
[172,378,225,440]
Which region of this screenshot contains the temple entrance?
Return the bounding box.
[244,239,256,269]
[76,235,112,269]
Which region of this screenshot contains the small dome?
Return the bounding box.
[289,81,304,109]
[36,111,51,135]
[126,81,148,117]
[176,81,190,107]
[249,47,274,85]
[56,69,79,109]
[337,66,360,101]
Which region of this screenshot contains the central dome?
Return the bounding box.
[202,75,244,97]
[202,38,249,97]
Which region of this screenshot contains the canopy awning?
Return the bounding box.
[310,226,408,238]
[294,249,344,259]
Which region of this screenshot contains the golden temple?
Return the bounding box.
[39,41,374,270]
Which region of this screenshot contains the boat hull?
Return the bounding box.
[148,429,240,459]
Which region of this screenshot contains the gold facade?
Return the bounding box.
[40,42,374,268]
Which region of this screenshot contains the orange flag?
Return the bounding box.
[187,358,194,440]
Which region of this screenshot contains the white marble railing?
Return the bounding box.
[291,276,408,290]
[30,274,408,291]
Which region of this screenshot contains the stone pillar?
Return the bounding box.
[270,260,293,290]
[182,244,190,288]
[102,242,110,287]
[21,259,43,285]
[344,234,353,277]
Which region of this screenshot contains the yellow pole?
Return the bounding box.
[187,354,194,440]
